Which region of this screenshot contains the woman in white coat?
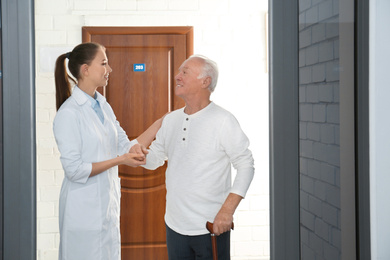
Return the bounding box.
[53,42,160,260]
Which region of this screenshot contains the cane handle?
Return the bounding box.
[206,221,234,234]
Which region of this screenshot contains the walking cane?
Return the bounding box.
[206,221,234,260]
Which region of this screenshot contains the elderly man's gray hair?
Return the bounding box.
[190,54,219,93]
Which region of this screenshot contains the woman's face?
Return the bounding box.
[86,47,113,88]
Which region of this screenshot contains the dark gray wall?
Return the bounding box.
[0,4,3,257]
[1,0,36,259]
[269,0,300,259]
[299,0,342,259]
[356,0,371,258]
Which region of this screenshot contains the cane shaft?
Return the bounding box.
[206,221,234,260]
[211,234,218,260]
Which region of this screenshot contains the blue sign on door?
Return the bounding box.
[133,64,146,72]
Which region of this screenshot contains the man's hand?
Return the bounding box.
[212,209,234,236]
[212,193,243,235]
[130,143,148,159]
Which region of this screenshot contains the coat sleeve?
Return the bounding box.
[53,108,92,184]
[115,119,134,155]
[104,102,133,155]
[219,114,255,198]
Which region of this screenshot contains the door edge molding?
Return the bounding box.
[82,26,194,57]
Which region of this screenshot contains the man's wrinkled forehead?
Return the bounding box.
[179,57,201,71]
[179,64,190,71]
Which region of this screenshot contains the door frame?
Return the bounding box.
[82,26,193,58]
[356,0,371,258]
[1,0,36,259]
[268,0,300,259]
[81,26,193,259]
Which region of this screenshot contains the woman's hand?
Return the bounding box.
[120,152,146,167]
[90,150,145,177]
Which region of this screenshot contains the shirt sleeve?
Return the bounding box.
[220,114,255,198]
[143,118,168,170]
[53,108,92,184]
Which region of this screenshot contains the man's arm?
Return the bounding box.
[212,193,242,236]
[212,114,255,235]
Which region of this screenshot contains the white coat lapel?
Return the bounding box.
[73,87,108,136]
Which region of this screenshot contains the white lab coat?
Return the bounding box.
[53,86,134,260]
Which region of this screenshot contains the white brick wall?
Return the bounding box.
[35,0,269,259]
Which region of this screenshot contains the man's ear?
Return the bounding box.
[202,77,211,89]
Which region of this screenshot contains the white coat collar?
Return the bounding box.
[72,86,107,107]
[95,90,107,105]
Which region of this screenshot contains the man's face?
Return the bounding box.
[174,58,204,98]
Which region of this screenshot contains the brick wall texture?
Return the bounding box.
[299,0,341,259]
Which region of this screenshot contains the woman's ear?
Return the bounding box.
[80,64,89,78]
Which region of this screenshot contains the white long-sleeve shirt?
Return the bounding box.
[143,102,255,235]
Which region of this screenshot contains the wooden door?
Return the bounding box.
[83,27,193,260]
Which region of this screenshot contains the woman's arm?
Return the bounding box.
[90,152,146,177]
[136,116,165,148]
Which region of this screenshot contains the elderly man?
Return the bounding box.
[137,55,254,260]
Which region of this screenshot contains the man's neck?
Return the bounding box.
[184,99,211,115]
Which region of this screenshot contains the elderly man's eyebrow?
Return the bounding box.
[178,65,190,72]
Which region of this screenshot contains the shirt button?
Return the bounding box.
[186,118,189,121]
[183,138,185,141]
[183,128,186,131]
